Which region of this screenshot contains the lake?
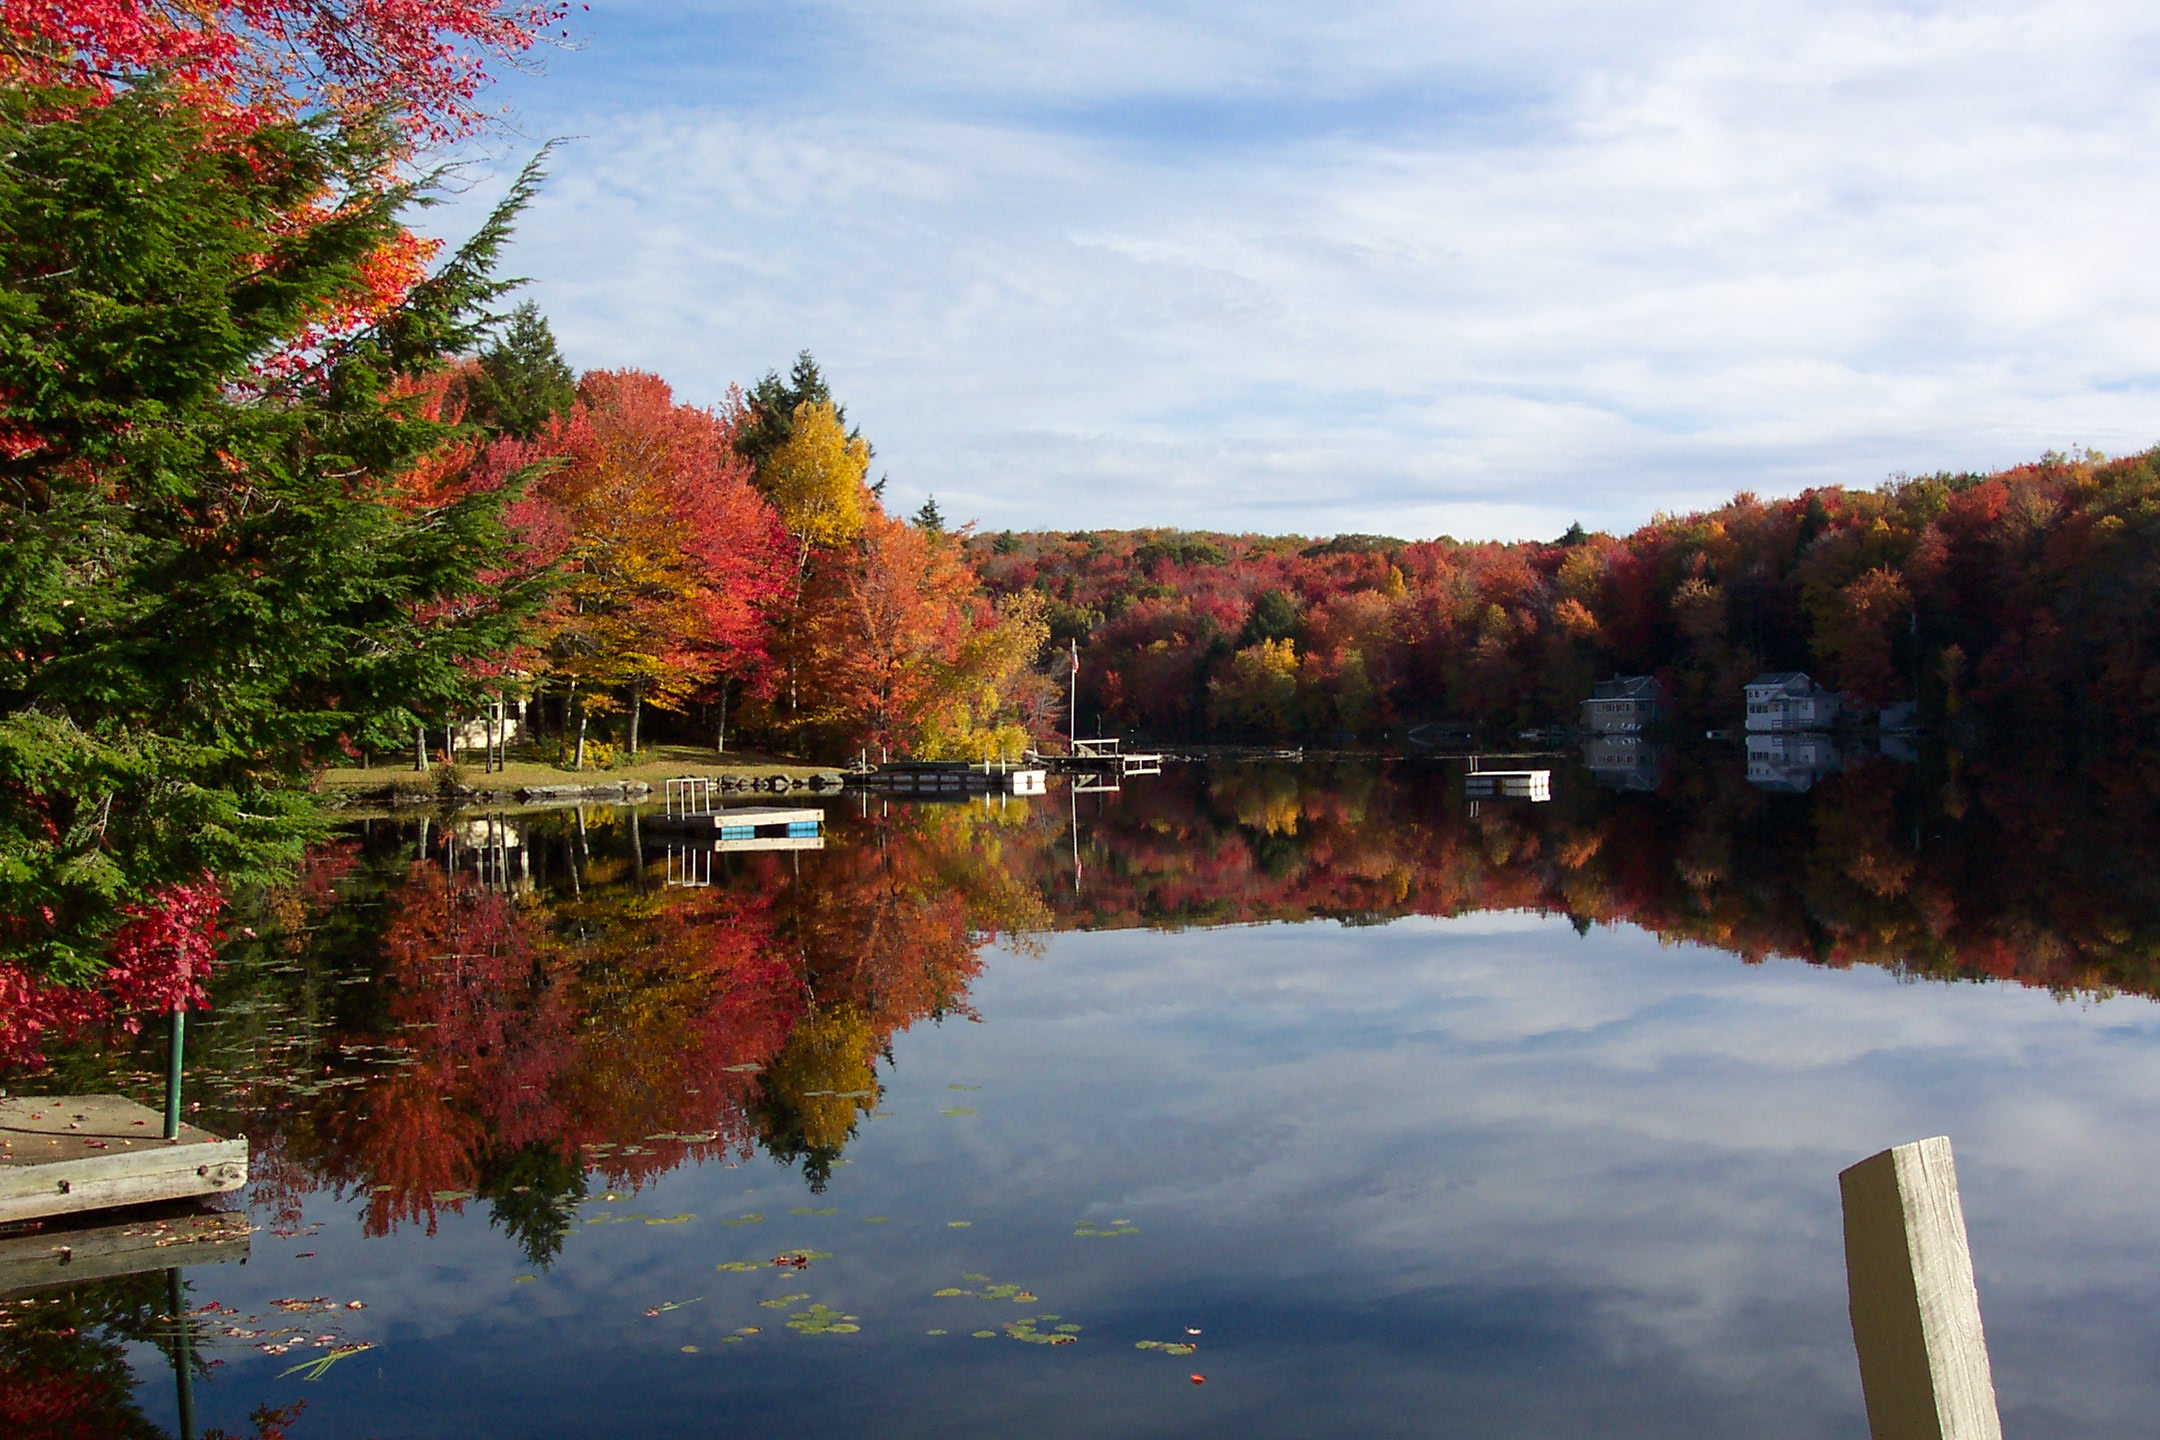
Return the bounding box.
[8,748,2160,1437]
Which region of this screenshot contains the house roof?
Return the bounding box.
[1590,674,1663,700]
[1745,672,1812,690]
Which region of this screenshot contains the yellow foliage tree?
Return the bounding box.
[759,400,870,563]
[1209,638,1300,736]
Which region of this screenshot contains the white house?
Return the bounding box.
[1746,731,1842,793]
[1743,673,1841,732]
[1580,675,1667,734]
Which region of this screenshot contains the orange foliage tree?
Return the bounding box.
[489,371,789,761]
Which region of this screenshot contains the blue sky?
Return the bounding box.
[439,1,2160,539]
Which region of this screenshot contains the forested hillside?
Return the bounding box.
[973,450,2160,746]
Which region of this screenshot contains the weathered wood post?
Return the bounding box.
[1840,1136,2002,1440]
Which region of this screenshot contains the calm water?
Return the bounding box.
[10,751,2160,1437]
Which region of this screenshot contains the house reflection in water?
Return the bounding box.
[1580,735,1668,793]
[1747,731,1842,793]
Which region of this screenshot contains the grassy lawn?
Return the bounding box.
[317,741,841,792]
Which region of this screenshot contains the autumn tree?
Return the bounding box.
[740,388,873,720]
[759,400,871,563]
[797,509,1049,758]
[498,371,786,764]
[1,0,566,142]
[1816,565,1913,705]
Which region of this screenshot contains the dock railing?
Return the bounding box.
[665,776,719,819]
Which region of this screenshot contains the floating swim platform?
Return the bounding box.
[648,804,824,834]
[0,1095,248,1224]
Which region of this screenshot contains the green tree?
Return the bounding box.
[735,351,854,471]
[914,495,945,533]
[1239,588,1304,648]
[472,301,576,439]
[0,83,545,983]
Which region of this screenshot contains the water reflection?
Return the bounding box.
[7,748,2160,1437]
[41,745,2160,1217]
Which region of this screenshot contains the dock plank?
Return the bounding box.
[0,1096,248,1223]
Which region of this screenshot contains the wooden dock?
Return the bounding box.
[855,763,1048,795]
[1033,738,1162,779]
[0,1203,251,1296]
[1,1095,248,1224]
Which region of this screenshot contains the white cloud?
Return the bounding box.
[447,0,2160,537]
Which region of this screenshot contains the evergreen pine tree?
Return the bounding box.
[474,301,576,439]
[736,351,862,470]
[913,496,945,533]
[0,83,550,982]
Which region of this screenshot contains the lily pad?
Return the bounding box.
[947,1084,981,1091]
[787,1303,860,1335]
[758,1293,812,1309]
[933,1288,970,1298]
[716,1262,762,1273]
[939,1107,977,1116]
[1000,1316,1079,1346]
[718,1214,766,1227]
[787,1207,838,1216]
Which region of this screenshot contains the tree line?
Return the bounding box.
[974,451,2160,748]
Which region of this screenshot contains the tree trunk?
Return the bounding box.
[716,680,728,755]
[484,704,497,774]
[629,681,642,758]
[415,725,427,772]
[573,692,588,772]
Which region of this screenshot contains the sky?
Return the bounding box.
[444,0,2160,541]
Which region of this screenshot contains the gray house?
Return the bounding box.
[1580,675,1667,734]
[1581,734,1667,792]
[1743,673,1841,733]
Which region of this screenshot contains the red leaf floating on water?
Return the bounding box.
[1189,1375,1205,1385]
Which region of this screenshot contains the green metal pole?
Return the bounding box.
[163,1006,185,1140]
[167,1267,197,1440]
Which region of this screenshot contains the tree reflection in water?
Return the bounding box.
[6,747,2159,1435]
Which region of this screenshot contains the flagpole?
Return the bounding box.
[1069,638,1079,750]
